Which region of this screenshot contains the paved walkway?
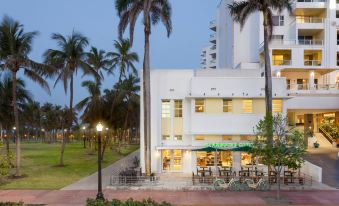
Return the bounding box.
[61,150,139,190]
[306,133,339,188]
[1,189,339,205]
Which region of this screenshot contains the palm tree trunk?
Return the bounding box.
[12,70,21,177]
[263,12,273,142]
[143,16,152,176]
[60,128,66,166]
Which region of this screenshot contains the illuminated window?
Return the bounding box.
[273,99,282,113]
[162,150,171,171]
[240,136,251,141]
[197,151,232,167]
[195,135,205,140]
[243,100,253,113]
[173,150,182,171]
[195,99,205,113]
[161,100,171,118]
[174,135,182,141]
[223,135,232,141]
[241,153,252,166]
[174,100,183,117]
[162,135,170,140]
[223,99,232,113]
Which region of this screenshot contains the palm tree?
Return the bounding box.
[76,80,103,126]
[0,74,32,154]
[228,0,292,143]
[115,0,172,175]
[86,47,110,80]
[107,38,139,84]
[44,31,99,166]
[0,16,51,176]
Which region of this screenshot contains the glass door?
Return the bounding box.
[162,150,183,172]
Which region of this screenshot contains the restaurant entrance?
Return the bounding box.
[161,150,183,172]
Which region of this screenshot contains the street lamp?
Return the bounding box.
[96,122,104,200]
[82,126,86,148]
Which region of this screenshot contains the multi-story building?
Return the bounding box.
[201,0,339,133]
[140,69,287,173]
[140,0,339,176]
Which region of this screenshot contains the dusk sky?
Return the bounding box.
[0,0,219,106]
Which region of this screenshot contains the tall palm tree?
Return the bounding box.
[115,0,172,175]
[228,0,292,143]
[86,47,110,80]
[44,31,99,166]
[0,16,51,176]
[107,38,139,85]
[76,80,103,126]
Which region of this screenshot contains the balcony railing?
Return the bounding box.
[210,33,216,39]
[211,45,216,50]
[304,60,322,66]
[287,83,339,91]
[296,16,324,23]
[272,60,292,66]
[210,59,216,64]
[210,20,216,26]
[298,39,323,45]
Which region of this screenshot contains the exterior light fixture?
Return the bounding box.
[96,122,103,132]
[276,71,281,77]
[82,126,86,130]
[13,126,16,130]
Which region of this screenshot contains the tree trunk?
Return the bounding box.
[12,70,21,177]
[263,12,273,142]
[143,13,152,176]
[59,129,66,166]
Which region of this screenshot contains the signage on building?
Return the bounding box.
[205,142,252,148]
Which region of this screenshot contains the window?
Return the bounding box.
[162,150,171,171]
[223,135,232,141]
[272,16,284,26]
[241,153,252,166]
[195,99,205,113]
[162,135,170,141]
[174,100,183,117]
[272,35,284,40]
[173,150,182,171]
[195,135,205,140]
[197,151,232,167]
[240,136,251,141]
[223,99,232,113]
[174,135,182,141]
[273,99,282,113]
[161,100,171,118]
[242,100,253,113]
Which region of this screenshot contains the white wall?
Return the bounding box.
[300,160,323,183]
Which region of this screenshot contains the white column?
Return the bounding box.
[232,152,241,172]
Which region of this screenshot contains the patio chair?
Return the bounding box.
[245,178,269,191]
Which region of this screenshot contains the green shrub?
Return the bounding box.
[86,198,172,206]
[0,202,24,206]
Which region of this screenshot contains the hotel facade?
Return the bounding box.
[140,0,339,175]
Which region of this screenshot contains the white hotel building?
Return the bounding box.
[140,0,339,175]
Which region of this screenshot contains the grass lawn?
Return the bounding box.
[0,142,139,189]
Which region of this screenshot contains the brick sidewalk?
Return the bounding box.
[0,190,339,205]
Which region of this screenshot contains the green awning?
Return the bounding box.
[228,145,252,152]
[192,146,226,152]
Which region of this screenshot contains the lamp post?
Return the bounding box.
[13,126,16,143]
[82,126,86,148]
[96,122,104,200]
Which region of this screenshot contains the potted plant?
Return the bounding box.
[150,173,156,181]
[314,141,320,148]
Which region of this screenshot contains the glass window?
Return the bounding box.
[223,99,232,113]
[161,100,171,118]
[195,99,205,113]
[173,150,182,171]
[162,135,170,141]
[272,15,284,26]
[195,135,205,140]
[241,153,252,166]
[242,100,253,113]
[273,99,282,113]
[174,100,183,117]
[240,136,252,141]
[223,135,232,141]
[174,135,182,141]
[162,150,171,171]
[196,151,232,167]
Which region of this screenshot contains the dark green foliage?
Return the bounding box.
[0,202,24,206]
[86,198,172,206]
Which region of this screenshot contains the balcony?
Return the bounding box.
[209,20,216,31]
[259,39,323,51]
[209,33,216,43]
[293,0,326,12]
[296,16,324,23]
[304,60,322,66]
[287,83,339,95]
[298,39,323,45]
[272,60,292,66]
